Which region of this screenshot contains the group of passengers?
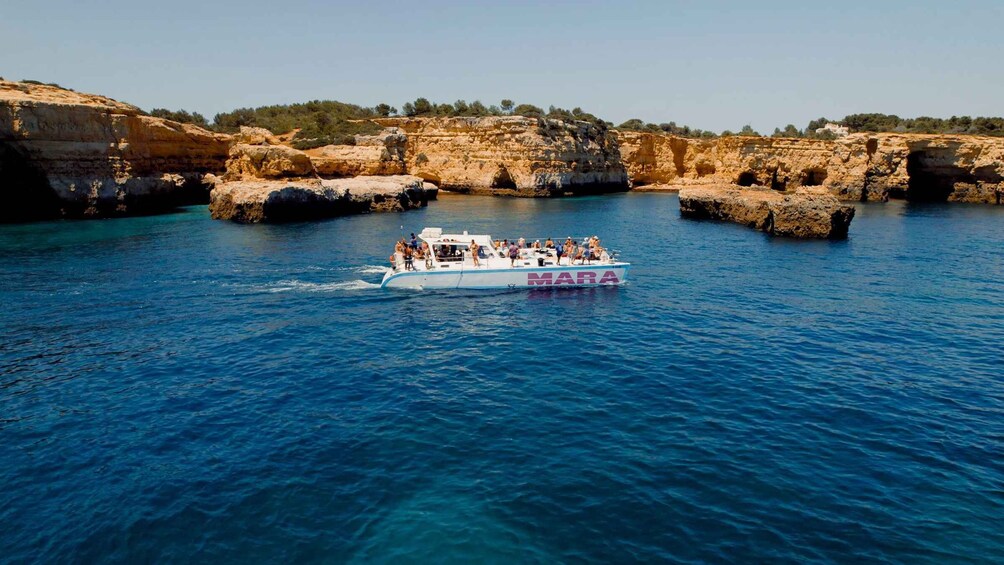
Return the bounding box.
[493,235,606,266]
[390,233,432,271]
[391,232,607,271]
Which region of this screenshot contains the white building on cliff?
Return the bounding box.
[815,122,850,137]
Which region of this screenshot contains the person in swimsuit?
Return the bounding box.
[508,242,519,266]
[545,237,554,249]
[470,240,480,267]
[403,245,414,271]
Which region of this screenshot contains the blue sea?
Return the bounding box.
[2,193,1002,563]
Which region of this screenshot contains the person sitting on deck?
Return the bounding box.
[517,237,526,249]
[545,237,554,248]
[471,240,481,267]
[532,240,541,250]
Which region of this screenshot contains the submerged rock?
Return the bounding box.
[209,175,438,223]
[678,186,855,239]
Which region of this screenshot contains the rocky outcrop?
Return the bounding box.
[305,128,407,177]
[679,186,856,239]
[0,80,231,221]
[373,116,628,196]
[209,175,437,223]
[618,131,1004,204]
[210,127,436,223]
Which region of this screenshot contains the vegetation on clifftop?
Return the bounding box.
[145,95,1004,145]
[209,101,390,149]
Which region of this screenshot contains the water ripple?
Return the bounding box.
[1,198,1003,563]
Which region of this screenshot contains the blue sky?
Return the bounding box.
[2,0,1001,133]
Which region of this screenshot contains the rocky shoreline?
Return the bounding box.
[679,186,856,239]
[2,80,1001,235]
[209,176,437,223]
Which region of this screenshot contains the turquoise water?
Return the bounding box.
[2,193,1002,563]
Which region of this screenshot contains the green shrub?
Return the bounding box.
[149,108,209,127]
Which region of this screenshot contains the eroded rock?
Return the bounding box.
[679,186,856,239]
[373,116,628,196]
[0,80,230,221]
[209,175,437,223]
[618,131,1004,204]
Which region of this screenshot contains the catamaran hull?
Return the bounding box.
[381,265,629,289]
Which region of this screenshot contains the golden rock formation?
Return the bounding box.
[618,131,1004,204]
[0,80,230,221]
[305,128,407,177]
[210,127,436,223]
[372,116,628,196]
[679,186,856,239]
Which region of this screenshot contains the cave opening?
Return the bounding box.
[695,162,715,178]
[736,172,757,187]
[905,150,971,202]
[769,170,786,191]
[801,168,827,186]
[491,166,518,190]
[0,141,60,222]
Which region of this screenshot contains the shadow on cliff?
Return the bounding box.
[0,141,61,222]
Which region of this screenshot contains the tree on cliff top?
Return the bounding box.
[149,108,209,127]
[616,118,714,139]
[211,100,386,149]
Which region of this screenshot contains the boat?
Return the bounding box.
[381,227,629,289]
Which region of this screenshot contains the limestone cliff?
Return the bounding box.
[618,131,1004,204]
[679,186,856,239]
[0,80,231,221]
[210,127,436,223]
[305,128,407,177]
[373,116,628,196]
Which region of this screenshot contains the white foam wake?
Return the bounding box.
[355,265,391,275]
[258,279,381,293]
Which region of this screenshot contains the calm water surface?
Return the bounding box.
[1,193,1002,563]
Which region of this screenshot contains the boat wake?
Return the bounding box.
[355,265,390,275]
[247,279,382,293]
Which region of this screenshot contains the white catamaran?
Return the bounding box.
[381,227,629,289]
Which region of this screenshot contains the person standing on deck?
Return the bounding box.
[471,240,481,267]
[508,242,519,266]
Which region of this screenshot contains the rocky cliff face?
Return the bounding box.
[210,127,436,223]
[373,116,629,196]
[618,131,1004,204]
[0,80,231,221]
[679,186,856,239]
[305,128,407,177]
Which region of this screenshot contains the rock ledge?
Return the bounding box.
[209,175,437,223]
[679,186,855,239]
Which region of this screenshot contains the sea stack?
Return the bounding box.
[209,127,436,223]
[678,186,856,239]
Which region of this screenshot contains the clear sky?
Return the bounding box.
[2,0,1001,133]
